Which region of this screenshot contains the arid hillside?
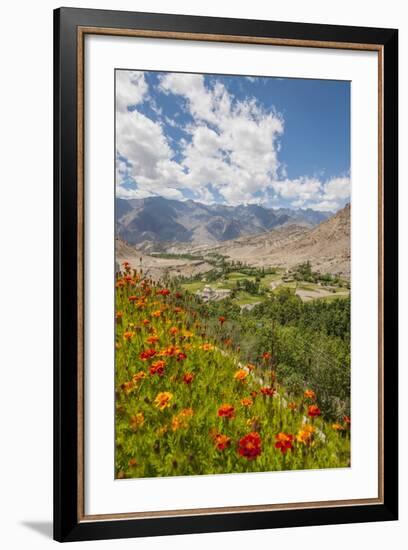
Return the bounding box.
[186,204,351,278]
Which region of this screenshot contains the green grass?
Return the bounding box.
[318,293,350,303]
[233,292,266,306]
[181,281,207,293]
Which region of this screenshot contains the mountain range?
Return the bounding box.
[116,197,332,246]
[192,203,351,277]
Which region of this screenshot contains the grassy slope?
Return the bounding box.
[115,268,350,479]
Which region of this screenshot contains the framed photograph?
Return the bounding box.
[54,7,398,542]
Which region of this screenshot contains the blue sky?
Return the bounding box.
[116,70,350,211]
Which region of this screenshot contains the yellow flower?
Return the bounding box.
[234,369,249,381]
[130,412,145,431]
[296,424,316,446]
[154,391,173,410]
[156,425,168,437]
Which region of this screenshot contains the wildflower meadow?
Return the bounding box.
[115,262,350,479]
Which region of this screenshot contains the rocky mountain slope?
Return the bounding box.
[116,197,331,246]
[194,203,351,277]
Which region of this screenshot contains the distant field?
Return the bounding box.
[181,281,207,293]
[180,269,349,307]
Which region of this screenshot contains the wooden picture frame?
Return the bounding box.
[54,7,398,542]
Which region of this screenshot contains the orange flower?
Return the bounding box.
[123,331,135,342]
[200,343,214,351]
[217,404,235,419]
[151,310,162,318]
[154,391,173,410]
[260,386,275,396]
[149,360,166,377]
[218,316,226,325]
[246,363,256,371]
[343,415,351,425]
[142,319,150,326]
[307,405,321,418]
[173,306,184,314]
[115,311,123,319]
[130,412,144,431]
[171,408,193,431]
[139,348,156,360]
[275,432,294,454]
[240,397,253,408]
[214,433,231,451]
[121,381,134,394]
[132,371,146,383]
[304,389,316,400]
[238,432,262,460]
[146,335,160,345]
[128,457,137,467]
[169,326,179,335]
[182,372,194,385]
[262,352,272,361]
[332,423,344,431]
[287,401,297,411]
[128,295,138,302]
[296,424,315,446]
[234,369,249,382]
[160,345,181,357]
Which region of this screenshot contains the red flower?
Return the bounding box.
[238,432,262,460]
[308,405,321,418]
[139,348,157,361]
[176,352,187,362]
[214,433,231,451]
[182,372,194,385]
[260,386,275,396]
[343,415,351,426]
[218,316,226,325]
[149,360,166,377]
[217,404,235,419]
[262,352,272,361]
[274,432,294,454]
[128,295,138,302]
[158,288,170,296]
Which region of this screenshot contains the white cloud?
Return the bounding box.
[116,70,349,211]
[270,175,350,211]
[159,73,284,204]
[116,71,148,113]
